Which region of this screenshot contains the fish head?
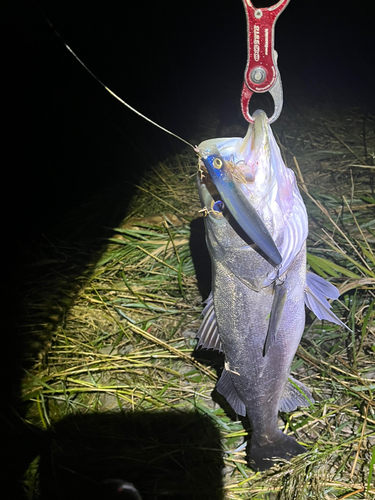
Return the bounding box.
[197,109,308,276]
[198,121,282,268]
[197,171,278,291]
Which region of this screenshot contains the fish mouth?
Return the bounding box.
[197,112,282,268]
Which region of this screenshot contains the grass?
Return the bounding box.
[20,105,374,499]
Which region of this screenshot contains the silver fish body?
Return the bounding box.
[213,237,307,468]
[196,110,349,470]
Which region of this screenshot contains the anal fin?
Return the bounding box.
[279,375,314,412]
[217,370,313,416]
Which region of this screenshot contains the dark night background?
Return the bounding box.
[2,0,375,497]
[3,0,374,243]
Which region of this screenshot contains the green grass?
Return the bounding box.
[21,107,375,499]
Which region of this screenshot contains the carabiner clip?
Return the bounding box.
[241,0,290,124]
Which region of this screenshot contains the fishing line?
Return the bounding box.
[42,12,198,152]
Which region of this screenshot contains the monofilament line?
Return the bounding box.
[43,13,197,152]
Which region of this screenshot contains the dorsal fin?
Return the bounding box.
[216,369,246,416]
[196,293,223,352]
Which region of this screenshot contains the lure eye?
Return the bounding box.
[212,200,225,213]
[213,157,223,169]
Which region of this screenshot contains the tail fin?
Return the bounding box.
[249,431,306,471]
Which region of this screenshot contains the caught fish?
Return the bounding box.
[46,23,351,471]
[196,109,349,471]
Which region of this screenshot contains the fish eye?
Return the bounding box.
[213,157,223,169]
[212,200,225,213]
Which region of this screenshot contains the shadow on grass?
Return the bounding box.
[26,411,224,500]
[189,217,212,301]
[6,154,214,500]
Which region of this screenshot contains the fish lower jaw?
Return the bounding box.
[249,431,306,471]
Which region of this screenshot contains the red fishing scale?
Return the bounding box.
[241,0,290,123]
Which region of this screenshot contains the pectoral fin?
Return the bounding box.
[196,293,223,352]
[304,272,351,331]
[263,280,287,356]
